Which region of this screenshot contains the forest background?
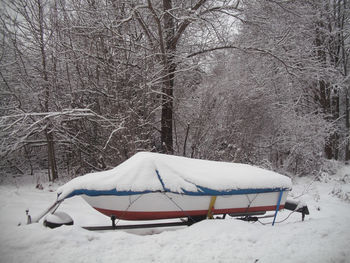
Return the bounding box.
[0,0,349,181]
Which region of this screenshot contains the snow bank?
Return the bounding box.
[57,152,291,200]
[1,167,350,263]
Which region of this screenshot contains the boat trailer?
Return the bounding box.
[237,200,309,223]
[40,200,309,230]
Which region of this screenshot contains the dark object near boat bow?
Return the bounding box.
[284,200,309,221]
[43,211,74,228]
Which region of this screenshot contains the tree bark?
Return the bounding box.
[38,0,58,180]
[160,0,176,154]
[45,129,58,181]
[345,88,350,161]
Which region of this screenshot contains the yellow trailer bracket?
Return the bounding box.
[207,196,217,219]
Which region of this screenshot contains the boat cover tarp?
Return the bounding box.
[57,152,292,200]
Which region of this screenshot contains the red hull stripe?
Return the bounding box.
[93,205,285,220]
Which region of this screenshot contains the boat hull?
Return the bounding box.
[82,190,289,220]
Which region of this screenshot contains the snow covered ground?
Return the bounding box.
[0,165,349,263]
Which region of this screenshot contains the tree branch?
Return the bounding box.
[168,0,208,50]
[147,0,166,64]
[187,45,298,76]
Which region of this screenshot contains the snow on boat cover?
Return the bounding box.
[57,152,292,201]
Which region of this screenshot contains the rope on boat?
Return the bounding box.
[162,192,202,223]
[243,193,259,215]
[112,192,205,225]
[103,191,285,226]
[257,210,296,225]
[114,194,144,226]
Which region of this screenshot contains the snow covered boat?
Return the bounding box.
[53,152,292,222]
[26,152,295,229]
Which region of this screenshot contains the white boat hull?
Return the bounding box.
[82,190,289,220]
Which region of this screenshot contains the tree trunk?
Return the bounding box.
[160,62,175,154]
[45,129,58,181]
[160,0,175,154]
[38,0,58,180]
[346,88,350,161]
[315,21,339,160]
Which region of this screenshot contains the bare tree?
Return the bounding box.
[124,0,242,153]
[1,0,348,180]
[1,0,61,180]
[175,0,344,175]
